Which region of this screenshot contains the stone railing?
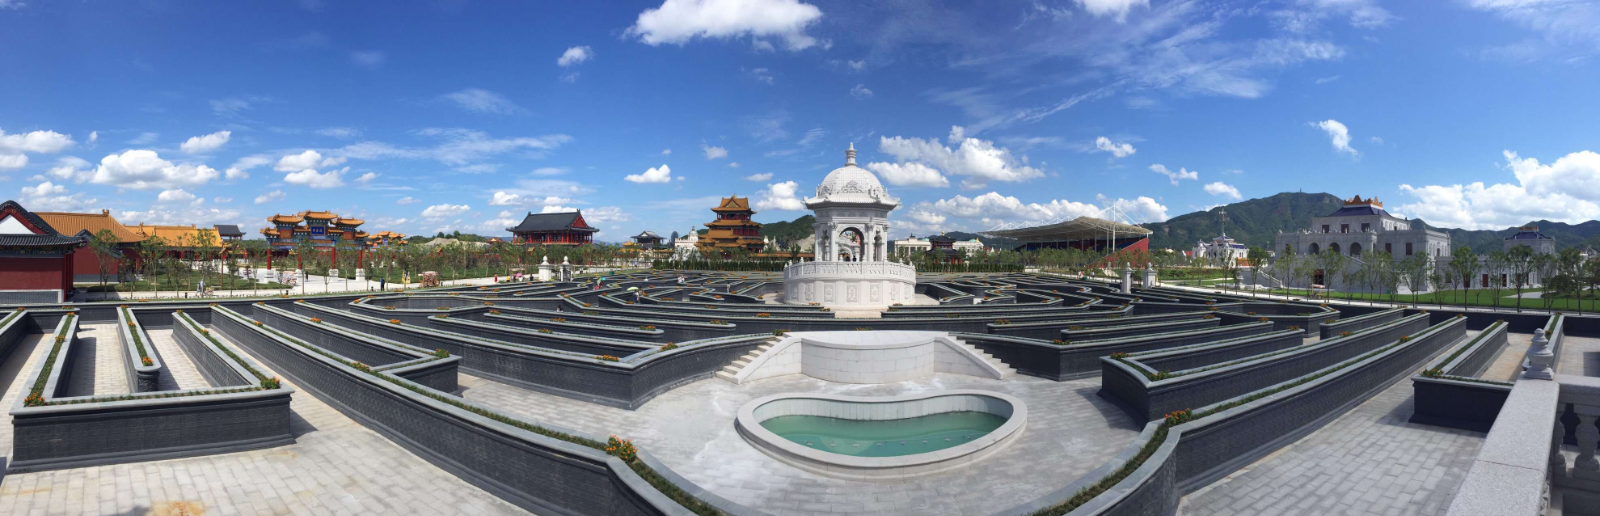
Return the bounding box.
[1553,374,1600,508]
[1445,329,1567,516]
[783,260,916,280]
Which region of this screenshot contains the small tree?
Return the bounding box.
[1246,246,1270,298]
[1397,252,1428,307]
[1487,251,1510,312]
[87,229,119,296]
[1505,245,1536,313]
[1316,248,1347,301]
[1449,247,1479,308]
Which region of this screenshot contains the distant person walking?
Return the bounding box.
[379,277,386,291]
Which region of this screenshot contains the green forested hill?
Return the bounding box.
[759,215,815,244]
[1139,191,1600,254]
[1140,192,1344,251]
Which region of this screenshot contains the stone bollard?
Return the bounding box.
[1524,328,1554,380]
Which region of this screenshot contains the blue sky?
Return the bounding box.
[2,0,1599,243]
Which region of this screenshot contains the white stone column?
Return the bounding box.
[863,226,875,262]
[813,223,823,260]
[1525,329,1554,380]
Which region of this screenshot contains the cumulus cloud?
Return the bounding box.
[754,181,805,211]
[284,167,347,188]
[397,196,420,205]
[582,206,631,224]
[557,46,594,66]
[354,172,378,184]
[179,130,231,154]
[489,191,576,207]
[225,154,273,180]
[422,203,471,218]
[703,144,728,160]
[1396,149,1600,230]
[850,84,873,99]
[255,190,285,204]
[45,156,90,181]
[628,0,824,51]
[745,172,773,181]
[0,129,75,154]
[1313,119,1359,157]
[902,191,1171,234]
[1093,136,1137,158]
[625,164,674,183]
[1075,0,1149,22]
[441,88,524,114]
[1149,164,1198,185]
[876,126,1044,188]
[275,150,346,172]
[156,189,198,204]
[91,150,220,190]
[1204,181,1243,200]
[865,162,950,188]
[0,153,25,170]
[20,181,97,211]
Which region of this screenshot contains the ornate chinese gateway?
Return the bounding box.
[782,144,917,308]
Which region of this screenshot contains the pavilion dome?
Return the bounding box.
[813,143,897,206]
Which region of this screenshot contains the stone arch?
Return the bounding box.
[1310,242,1320,254]
[1328,242,1340,254]
[1350,243,1362,256]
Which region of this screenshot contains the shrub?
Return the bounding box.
[1421,367,1444,378]
[484,302,495,306]
[704,305,718,309]
[1288,326,1301,331]
[310,317,322,323]
[755,313,771,318]
[389,318,403,324]
[660,343,678,351]
[1258,317,1270,322]
[638,325,657,331]
[708,320,728,325]
[584,311,598,315]
[1398,335,1411,343]
[994,319,1012,325]
[854,327,872,331]
[141,356,153,367]
[351,362,371,372]
[1109,352,1129,359]
[1246,312,1256,315]
[1151,370,1174,381]
[1052,339,1070,345]
[489,310,501,315]
[253,320,264,327]
[773,329,789,336]
[1067,325,1083,330]
[261,377,281,389]
[1163,409,1193,426]
[433,349,450,358]
[1325,318,1338,324]
[606,435,638,462]
[1340,331,1352,337]
[1202,314,1216,319]
[538,328,553,334]
[436,306,450,310]
[24,393,45,407]
[550,317,567,323]
[596,355,620,362]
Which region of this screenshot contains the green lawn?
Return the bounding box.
[80,271,286,292]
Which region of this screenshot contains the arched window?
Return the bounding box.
[1328,243,1340,254]
[1350,243,1363,256]
[1310,243,1320,254]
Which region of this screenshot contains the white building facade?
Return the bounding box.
[893,235,985,257]
[1270,196,1452,293]
[1191,233,1249,265]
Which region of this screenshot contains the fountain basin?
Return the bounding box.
[735,390,1027,479]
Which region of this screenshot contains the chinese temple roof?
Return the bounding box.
[35,209,147,243]
[712,196,753,212]
[507,210,598,233]
[0,200,88,248]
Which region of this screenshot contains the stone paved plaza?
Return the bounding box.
[461,371,1143,516]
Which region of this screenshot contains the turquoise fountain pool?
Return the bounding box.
[759,411,1007,457]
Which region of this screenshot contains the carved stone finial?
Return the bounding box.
[845,143,857,166]
[1525,328,1555,380]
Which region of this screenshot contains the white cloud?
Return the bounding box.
[1075,0,1149,23]
[0,129,74,154]
[397,196,420,205]
[1275,0,1395,32]
[582,206,631,224]
[284,167,347,188]
[275,150,346,172]
[225,154,273,180]
[128,132,159,145]
[541,205,577,214]
[490,191,523,206]
[876,127,1044,187]
[703,144,728,160]
[491,191,575,207]
[557,46,594,66]
[334,128,571,166]
[1093,136,1137,158]
[850,84,873,99]
[422,203,471,218]
[214,197,232,203]
[19,181,97,212]
[350,50,386,69]
[728,162,740,168]
[1098,194,1170,223]
[1312,119,1359,157]
[455,163,500,174]
[1395,149,1600,230]
[1148,164,1198,185]
[662,148,672,155]
[1204,181,1243,200]
[0,153,25,170]
[1369,136,1384,144]
[91,149,220,190]
[745,172,773,181]
[156,189,197,203]
[628,0,824,51]
[532,167,568,176]
[747,67,775,84]
[118,203,243,227]
[354,172,378,184]
[865,162,951,188]
[754,181,805,211]
[179,130,231,154]
[88,131,98,144]
[255,190,286,204]
[46,156,90,181]
[902,191,1168,233]
[625,164,674,183]
[441,88,523,114]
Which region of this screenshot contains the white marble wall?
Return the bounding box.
[802,341,935,384]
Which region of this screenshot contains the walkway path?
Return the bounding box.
[1559,334,1600,377]
[1480,331,1532,382]
[1179,362,1484,515]
[147,328,211,391]
[0,327,529,516]
[63,323,127,397]
[460,371,1142,516]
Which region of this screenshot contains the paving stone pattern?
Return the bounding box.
[0,328,530,516]
[147,328,209,391]
[460,371,1143,516]
[63,323,127,398]
[1179,371,1485,516]
[1480,331,1532,382]
[1559,334,1600,377]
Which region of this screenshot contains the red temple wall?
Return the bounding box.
[0,256,69,290]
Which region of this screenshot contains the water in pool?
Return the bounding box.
[759,411,1006,457]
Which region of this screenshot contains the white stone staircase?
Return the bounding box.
[946,336,1016,379]
[716,337,781,383]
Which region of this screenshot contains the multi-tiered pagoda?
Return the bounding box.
[700,196,765,252]
[260,211,368,252]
